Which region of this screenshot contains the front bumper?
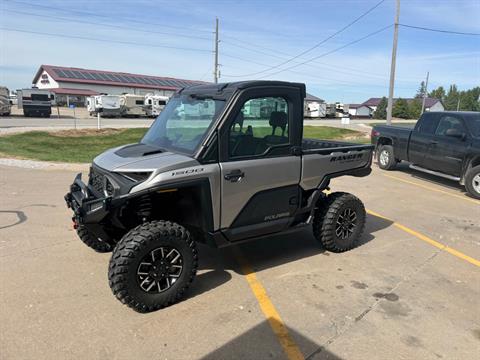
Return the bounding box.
[64,173,112,226]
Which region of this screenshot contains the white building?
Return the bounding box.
[347,104,372,118]
[32,65,205,106]
[361,97,445,113]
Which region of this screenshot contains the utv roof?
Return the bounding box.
[178,80,306,98]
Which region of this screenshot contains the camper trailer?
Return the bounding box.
[304,101,327,118]
[120,94,145,117]
[0,86,11,116]
[144,94,169,117]
[97,95,122,118]
[17,88,53,117]
[86,96,100,116]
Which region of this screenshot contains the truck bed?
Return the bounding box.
[300,138,374,190]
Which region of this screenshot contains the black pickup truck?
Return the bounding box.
[371,111,480,199]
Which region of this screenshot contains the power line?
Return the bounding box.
[3,9,212,41]
[221,39,403,81]
[4,0,213,34]
[399,24,480,36]
[256,24,393,79]
[223,52,417,90]
[224,0,387,78]
[0,27,212,53]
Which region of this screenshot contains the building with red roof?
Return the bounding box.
[32,65,206,106]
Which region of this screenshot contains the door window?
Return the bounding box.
[435,116,465,136]
[229,97,289,158]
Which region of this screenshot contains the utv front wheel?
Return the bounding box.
[77,226,113,253]
[313,192,366,252]
[108,221,198,312]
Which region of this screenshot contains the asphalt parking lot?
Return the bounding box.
[1,162,479,360]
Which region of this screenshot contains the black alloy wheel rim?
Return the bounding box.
[137,246,183,293]
[335,208,357,240]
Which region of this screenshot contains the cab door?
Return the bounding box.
[426,114,468,176]
[408,113,440,167]
[218,88,303,241]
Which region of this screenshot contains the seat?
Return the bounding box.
[264,111,288,144]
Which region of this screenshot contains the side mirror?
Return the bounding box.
[445,128,466,140]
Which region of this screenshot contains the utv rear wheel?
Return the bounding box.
[77,226,113,253]
[465,165,480,200]
[313,192,366,252]
[108,220,197,312]
[377,145,396,170]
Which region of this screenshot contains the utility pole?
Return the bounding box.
[213,17,219,84]
[386,0,400,125]
[457,98,461,111]
[421,71,429,114]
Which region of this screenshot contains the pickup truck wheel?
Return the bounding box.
[313,192,366,252]
[465,166,480,199]
[77,226,113,253]
[108,220,198,313]
[377,145,396,170]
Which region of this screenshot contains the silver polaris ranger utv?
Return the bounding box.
[65,81,373,312]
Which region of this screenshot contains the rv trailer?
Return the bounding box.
[17,88,53,117]
[120,94,145,117]
[86,96,101,116]
[0,86,11,116]
[97,95,122,118]
[304,101,327,118]
[144,94,169,117]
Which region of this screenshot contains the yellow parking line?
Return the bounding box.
[367,209,480,267]
[233,248,304,360]
[382,173,479,205]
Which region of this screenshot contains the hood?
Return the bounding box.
[93,143,199,173]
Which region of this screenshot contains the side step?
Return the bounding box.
[409,164,460,181]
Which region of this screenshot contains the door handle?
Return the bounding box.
[224,169,245,182]
[429,141,438,145]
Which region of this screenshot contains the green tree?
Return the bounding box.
[373,96,388,119]
[444,84,460,110]
[459,87,480,111]
[429,86,446,102]
[392,98,410,119]
[408,99,422,119]
[415,81,426,99]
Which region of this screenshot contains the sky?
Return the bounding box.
[1,0,479,103]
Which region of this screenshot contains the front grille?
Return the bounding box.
[88,167,106,195]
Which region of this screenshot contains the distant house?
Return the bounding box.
[421,98,445,112]
[361,97,445,113]
[347,104,372,118]
[304,93,326,118]
[362,98,383,113]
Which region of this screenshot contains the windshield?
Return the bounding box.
[142,94,226,154]
[464,113,480,137]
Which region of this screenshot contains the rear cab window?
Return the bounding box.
[416,113,440,134]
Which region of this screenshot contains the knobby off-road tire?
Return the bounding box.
[313,192,366,253]
[108,220,198,313]
[77,226,113,253]
[377,145,397,170]
[464,165,480,200]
